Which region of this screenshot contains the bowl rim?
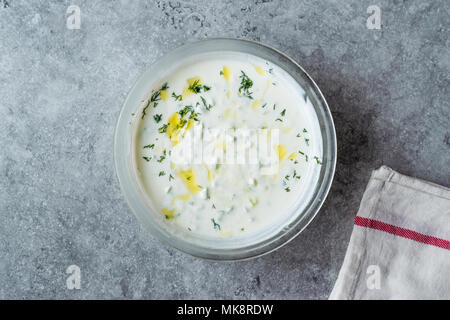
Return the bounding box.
[113,37,337,261]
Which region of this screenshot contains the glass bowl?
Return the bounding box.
[114,38,336,260]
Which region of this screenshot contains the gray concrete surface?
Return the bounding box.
[0,0,448,299]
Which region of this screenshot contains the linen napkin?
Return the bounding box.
[330,166,450,299]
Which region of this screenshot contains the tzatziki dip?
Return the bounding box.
[134,52,322,239]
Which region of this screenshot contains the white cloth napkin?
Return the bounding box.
[330,166,450,300]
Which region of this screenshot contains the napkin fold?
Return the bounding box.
[330,166,450,299]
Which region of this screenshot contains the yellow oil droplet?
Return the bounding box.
[187,76,202,87]
[170,162,176,170]
[206,166,216,182]
[249,198,259,207]
[222,66,231,82]
[181,76,203,99]
[288,152,298,161]
[166,112,181,146]
[275,144,288,161]
[182,87,192,99]
[160,90,169,101]
[226,91,231,99]
[271,173,279,181]
[254,66,265,75]
[177,168,202,194]
[172,193,191,204]
[170,130,181,146]
[215,141,226,151]
[162,208,176,220]
[220,231,233,237]
[185,119,194,132]
[264,79,272,93]
[252,99,261,110]
[167,113,180,136]
[281,126,292,134]
[223,108,237,119]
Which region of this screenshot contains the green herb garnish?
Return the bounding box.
[158,124,167,133]
[159,171,165,176]
[172,92,182,101]
[211,218,221,230]
[188,79,210,94]
[178,105,193,118]
[143,144,155,149]
[142,82,169,119]
[238,71,253,99]
[157,149,166,163]
[200,96,213,111]
[153,114,162,123]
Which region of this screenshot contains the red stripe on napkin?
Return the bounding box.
[354,216,450,250]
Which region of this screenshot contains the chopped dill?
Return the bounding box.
[142,156,151,162]
[153,114,162,123]
[158,124,167,133]
[211,218,221,230]
[238,71,253,99]
[160,82,169,91]
[141,100,151,120]
[143,144,155,149]
[178,105,193,118]
[281,109,286,116]
[200,96,213,111]
[188,79,210,94]
[158,171,165,176]
[157,149,166,163]
[171,92,182,101]
[142,82,169,119]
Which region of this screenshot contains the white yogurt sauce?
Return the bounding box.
[134,52,322,239]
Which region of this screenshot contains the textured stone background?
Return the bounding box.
[0,0,448,299]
